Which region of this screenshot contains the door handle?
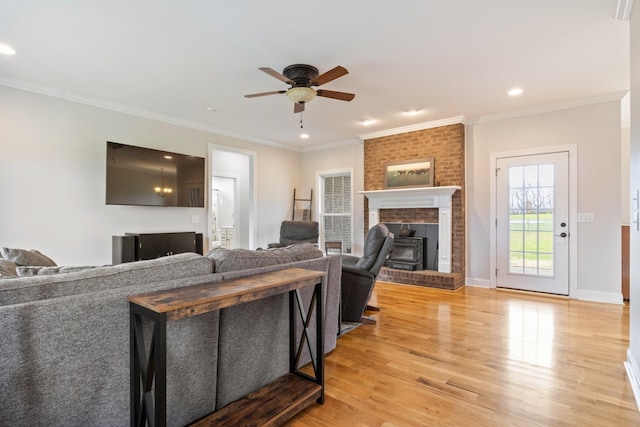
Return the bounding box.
[555,232,568,238]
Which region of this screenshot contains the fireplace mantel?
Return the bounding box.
[359,186,461,273]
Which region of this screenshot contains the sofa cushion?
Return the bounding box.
[0,252,213,306]
[16,265,107,276]
[0,259,18,278]
[207,243,323,273]
[0,247,56,267]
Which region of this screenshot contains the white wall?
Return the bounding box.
[254,146,302,248]
[300,142,365,255]
[627,6,640,403]
[466,101,622,300]
[0,85,301,264]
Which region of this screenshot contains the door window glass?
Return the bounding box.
[508,164,554,276]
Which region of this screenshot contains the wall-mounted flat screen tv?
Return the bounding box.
[106,141,206,207]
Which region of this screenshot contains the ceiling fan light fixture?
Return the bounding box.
[286,87,316,104]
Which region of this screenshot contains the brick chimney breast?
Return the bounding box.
[364,124,465,283]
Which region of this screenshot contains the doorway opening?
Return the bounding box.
[209,144,257,250]
[211,175,237,248]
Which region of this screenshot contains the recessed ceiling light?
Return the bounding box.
[300,133,310,139]
[205,107,216,112]
[404,109,422,116]
[0,44,16,55]
[164,155,173,159]
[359,119,375,126]
[508,88,523,96]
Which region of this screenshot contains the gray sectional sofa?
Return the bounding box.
[0,243,341,426]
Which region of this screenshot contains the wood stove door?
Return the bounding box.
[496,152,569,295]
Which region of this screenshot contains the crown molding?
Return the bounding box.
[0,76,303,152]
[465,91,629,125]
[2,75,629,152]
[615,0,634,20]
[357,116,466,141]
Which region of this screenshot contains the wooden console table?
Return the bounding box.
[129,267,326,427]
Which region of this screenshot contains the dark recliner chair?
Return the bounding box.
[341,223,394,323]
[267,220,319,248]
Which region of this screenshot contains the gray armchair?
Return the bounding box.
[267,221,319,248]
[341,223,394,323]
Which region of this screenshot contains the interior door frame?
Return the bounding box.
[489,144,578,298]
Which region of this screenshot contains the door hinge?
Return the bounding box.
[495,219,498,227]
[495,167,500,177]
[495,268,499,277]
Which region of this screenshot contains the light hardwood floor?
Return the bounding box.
[286,282,640,426]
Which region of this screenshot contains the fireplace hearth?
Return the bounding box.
[378,267,464,290]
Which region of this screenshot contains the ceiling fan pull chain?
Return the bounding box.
[300,111,304,129]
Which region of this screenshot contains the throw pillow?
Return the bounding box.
[0,247,57,267]
[0,259,18,278]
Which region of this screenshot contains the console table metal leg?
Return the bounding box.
[315,280,324,404]
[130,304,167,427]
[288,279,325,404]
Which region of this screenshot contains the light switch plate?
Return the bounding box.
[577,212,594,223]
[191,215,200,224]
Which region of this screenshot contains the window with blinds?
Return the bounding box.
[320,173,352,254]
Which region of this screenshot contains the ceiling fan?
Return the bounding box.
[245,64,355,113]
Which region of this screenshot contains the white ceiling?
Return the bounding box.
[0,1,630,151]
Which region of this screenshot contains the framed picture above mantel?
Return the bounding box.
[384,157,434,189]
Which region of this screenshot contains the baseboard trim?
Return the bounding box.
[463,280,623,303]
[625,348,640,412]
[577,289,623,305]
[465,277,492,288]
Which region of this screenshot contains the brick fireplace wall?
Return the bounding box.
[364,123,465,275]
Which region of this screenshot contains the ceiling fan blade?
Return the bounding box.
[259,67,294,84]
[316,89,355,102]
[311,66,348,86]
[244,90,286,98]
[294,102,305,114]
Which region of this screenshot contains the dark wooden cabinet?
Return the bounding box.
[112,232,203,264]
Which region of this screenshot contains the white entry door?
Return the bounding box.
[496,152,570,295]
